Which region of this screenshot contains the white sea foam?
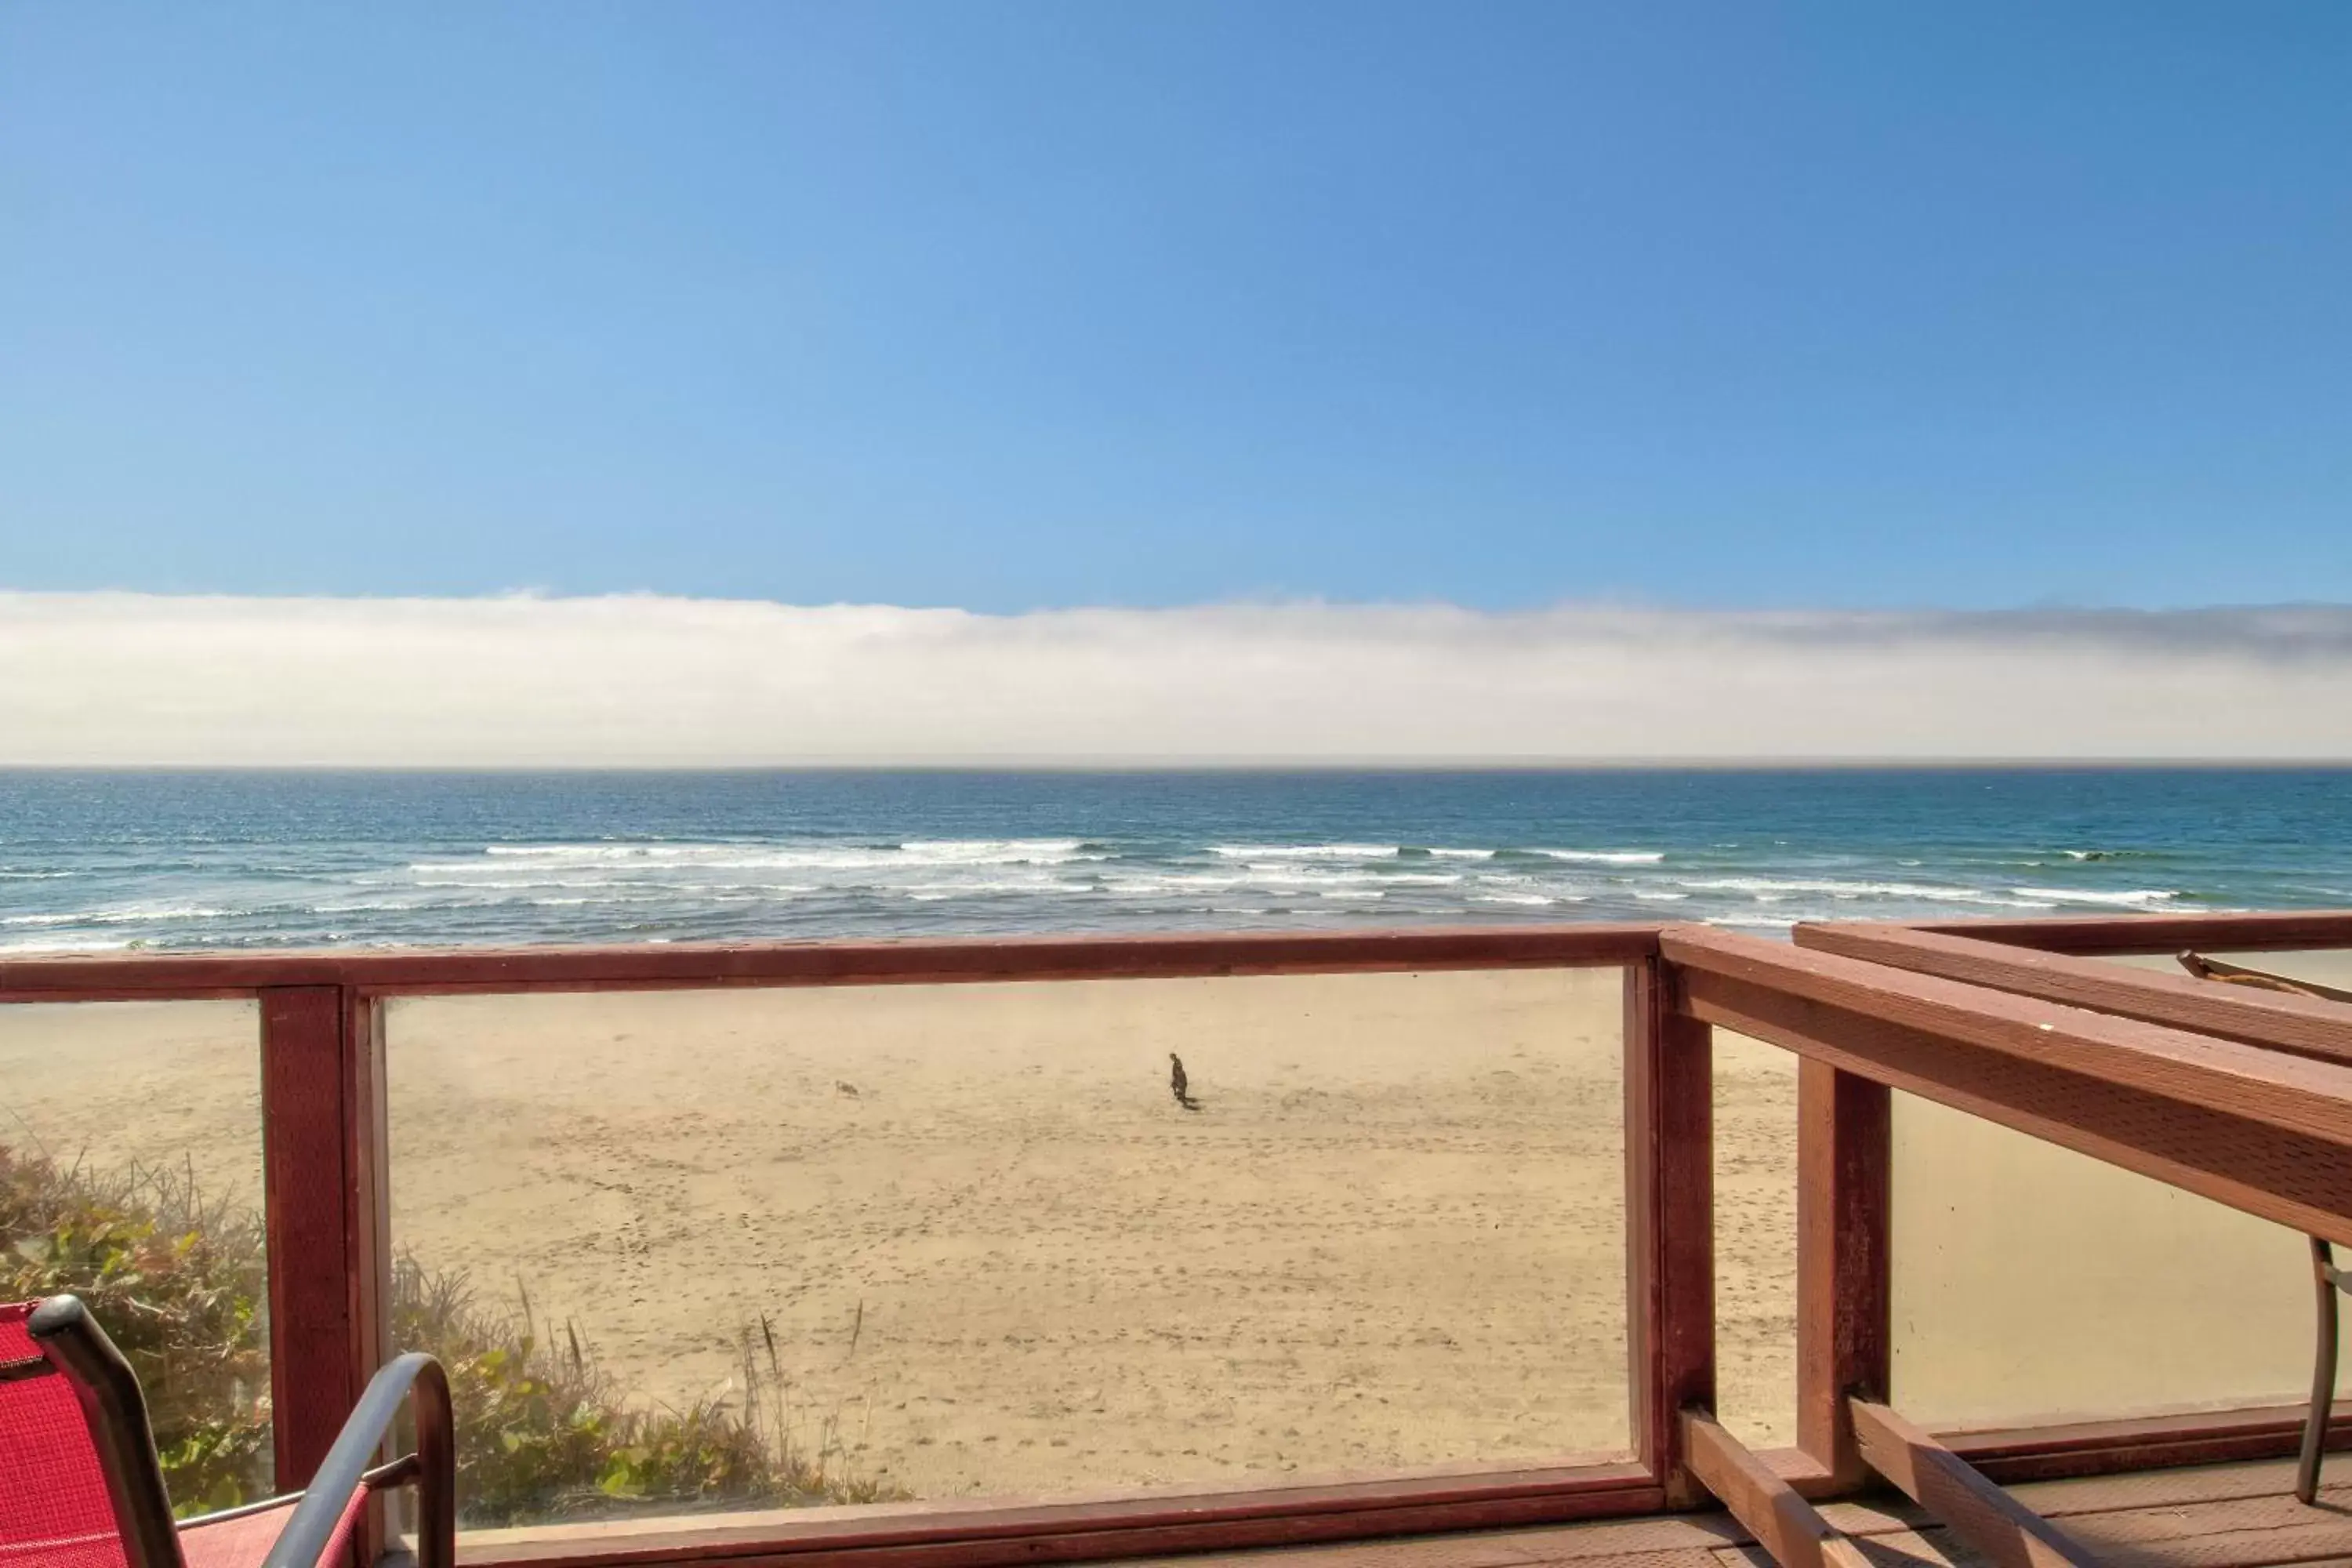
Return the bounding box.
[2,906,234,927]
[1535,849,1664,865]
[1210,844,1399,859]
[408,875,670,890]
[637,880,825,895]
[898,879,1100,898]
[466,838,1094,871]
[1428,848,1495,860]
[1223,866,1396,885]
[1213,867,1462,887]
[1673,876,2011,904]
[484,843,653,859]
[411,842,1109,897]
[897,838,1091,862]
[1472,893,1553,906]
[1100,873,1249,893]
[2007,885,2179,907]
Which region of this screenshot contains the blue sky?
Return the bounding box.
[3,2,2348,612]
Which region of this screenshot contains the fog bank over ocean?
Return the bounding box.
[5,593,2350,765]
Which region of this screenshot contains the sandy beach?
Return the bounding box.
[3,953,2343,1510]
[380,971,1652,1498]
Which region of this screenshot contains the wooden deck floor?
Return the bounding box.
[1147,1461,2352,1568]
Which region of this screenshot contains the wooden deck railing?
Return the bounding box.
[3,912,2349,1568]
[1669,914,2352,1504]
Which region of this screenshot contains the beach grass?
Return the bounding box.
[1,1140,902,1525]
[1,1141,271,1512]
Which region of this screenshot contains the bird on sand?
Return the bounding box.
[1169,1052,1201,1111]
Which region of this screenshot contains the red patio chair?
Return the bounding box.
[1,1295,452,1568]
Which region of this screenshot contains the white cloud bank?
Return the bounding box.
[3,593,2350,765]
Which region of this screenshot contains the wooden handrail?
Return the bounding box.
[1795,922,2352,1067]
[1898,908,2352,955]
[0,924,1661,1002]
[1661,924,2352,1246]
[9,907,2341,1000]
[1664,926,2352,1151]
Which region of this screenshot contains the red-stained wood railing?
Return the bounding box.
[258,988,382,1497]
[1797,920,2352,1066]
[0,926,1664,1002]
[2,925,1673,1563]
[258,987,391,1567]
[1662,918,2352,1496]
[1661,927,2352,1244]
[1793,1059,1888,1492]
[1623,956,1714,1505]
[1782,908,2352,1490]
[8,909,2351,1568]
[1900,909,2352,956]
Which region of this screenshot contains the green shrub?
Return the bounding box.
[1,1142,902,1525]
[0,1142,272,1513]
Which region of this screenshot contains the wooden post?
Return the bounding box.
[1625,957,1715,1504]
[347,993,390,1401]
[260,985,386,1510]
[347,992,391,1566]
[1795,1060,1890,1489]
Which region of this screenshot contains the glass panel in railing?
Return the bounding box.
[385,967,1629,1530]
[1711,1027,1797,1449]
[0,1000,273,1510]
[1889,1084,2349,1431]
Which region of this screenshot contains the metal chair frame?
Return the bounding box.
[2304,1238,2349,1507]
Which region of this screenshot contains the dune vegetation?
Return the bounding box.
[1,1142,900,1525]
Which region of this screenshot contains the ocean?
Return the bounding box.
[2,768,2348,953]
